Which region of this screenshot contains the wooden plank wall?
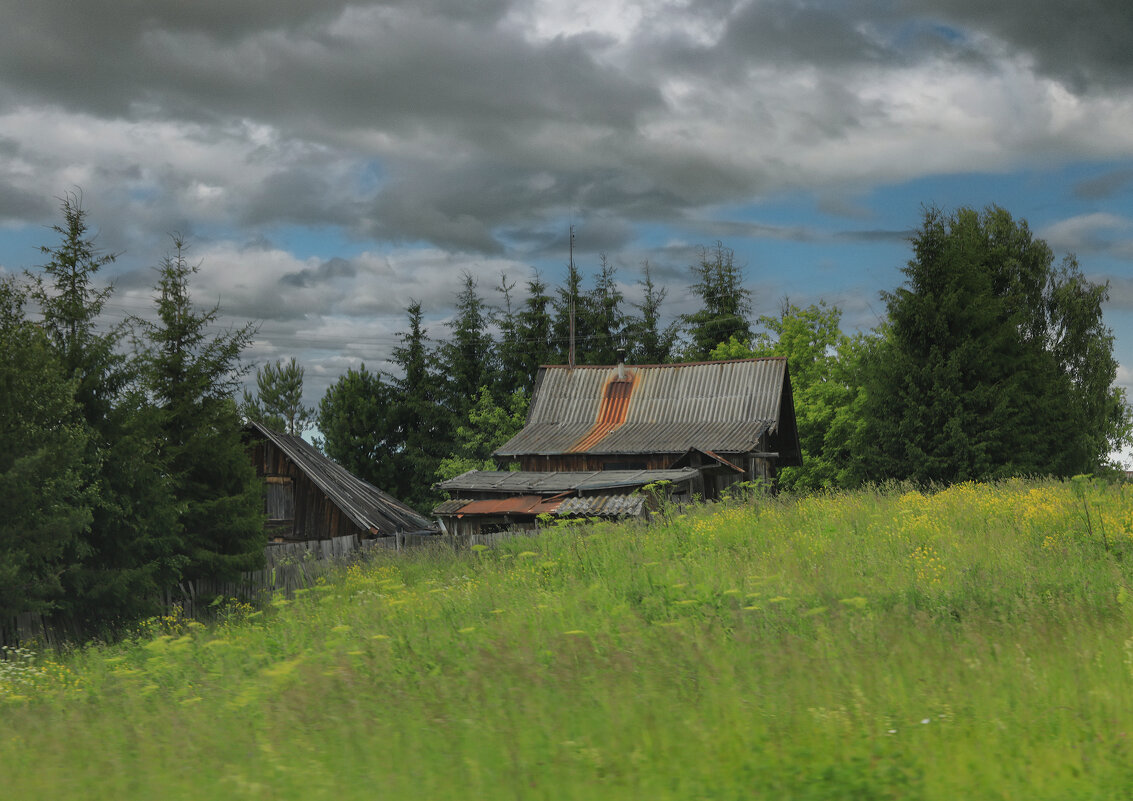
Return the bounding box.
[1,532,442,649]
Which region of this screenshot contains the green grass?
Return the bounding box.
[4,478,1133,799]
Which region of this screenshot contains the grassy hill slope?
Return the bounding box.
[4,479,1133,799]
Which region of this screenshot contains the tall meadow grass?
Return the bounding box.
[3,478,1133,799]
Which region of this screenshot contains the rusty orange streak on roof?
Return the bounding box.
[569,372,636,453]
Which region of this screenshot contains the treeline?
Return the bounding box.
[309,242,756,511]
[3,196,1130,631]
[1,195,263,630]
[312,209,1131,512]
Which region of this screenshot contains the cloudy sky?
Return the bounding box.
[1,0,1131,461]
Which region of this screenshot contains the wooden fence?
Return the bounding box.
[1,531,443,649]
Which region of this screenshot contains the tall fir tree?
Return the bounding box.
[139,237,264,584]
[436,272,496,419]
[389,301,450,512]
[494,274,525,399]
[855,205,1131,484]
[0,278,92,623]
[586,253,626,364]
[626,259,675,364]
[513,270,556,392]
[29,193,178,626]
[551,260,595,366]
[680,242,752,360]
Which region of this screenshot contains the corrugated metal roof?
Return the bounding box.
[436,468,699,494]
[433,494,644,518]
[556,494,645,517]
[496,358,791,457]
[246,422,436,535]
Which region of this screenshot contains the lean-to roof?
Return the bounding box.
[246,421,436,536]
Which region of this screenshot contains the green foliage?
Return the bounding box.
[509,270,556,394]
[857,205,1132,484]
[551,260,594,366]
[241,357,313,436]
[388,301,451,512]
[584,253,626,365]
[29,194,178,625]
[436,272,497,417]
[679,241,752,360]
[710,302,869,490]
[316,363,400,491]
[0,279,92,620]
[626,260,676,364]
[139,237,264,584]
[7,481,1133,799]
[436,387,529,481]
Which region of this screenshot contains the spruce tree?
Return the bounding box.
[436,273,496,419]
[514,270,555,392]
[586,253,626,364]
[389,301,449,512]
[0,279,92,622]
[494,274,524,399]
[680,242,752,360]
[856,205,1131,483]
[29,193,178,626]
[551,261,594,365]
[626,260,675,364]
[139,237,263,583]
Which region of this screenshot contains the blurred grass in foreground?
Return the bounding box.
[4,478,1133,800]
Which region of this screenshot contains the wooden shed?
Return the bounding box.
[244,421,436,543]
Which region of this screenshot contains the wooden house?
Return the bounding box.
[435,357,801,538]
[245,421,436,544]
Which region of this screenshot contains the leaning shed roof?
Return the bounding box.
[437,468,700,495]
[246,421,435,536]
[494,358,800,462]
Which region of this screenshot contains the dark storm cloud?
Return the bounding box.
[243,168,360,227]
[2,0,1132,280]
[908,0,1133,92]
[280,257,358,288]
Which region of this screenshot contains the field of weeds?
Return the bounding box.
[4,478,1133,799]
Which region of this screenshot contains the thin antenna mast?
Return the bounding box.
[568,225,576,369]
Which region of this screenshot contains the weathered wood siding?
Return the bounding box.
[250,439,365,541]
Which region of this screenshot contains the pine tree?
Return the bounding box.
[241,357,313,435]
[0,278,92,622]
[29,193,178,626]
[139,237,263,583]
